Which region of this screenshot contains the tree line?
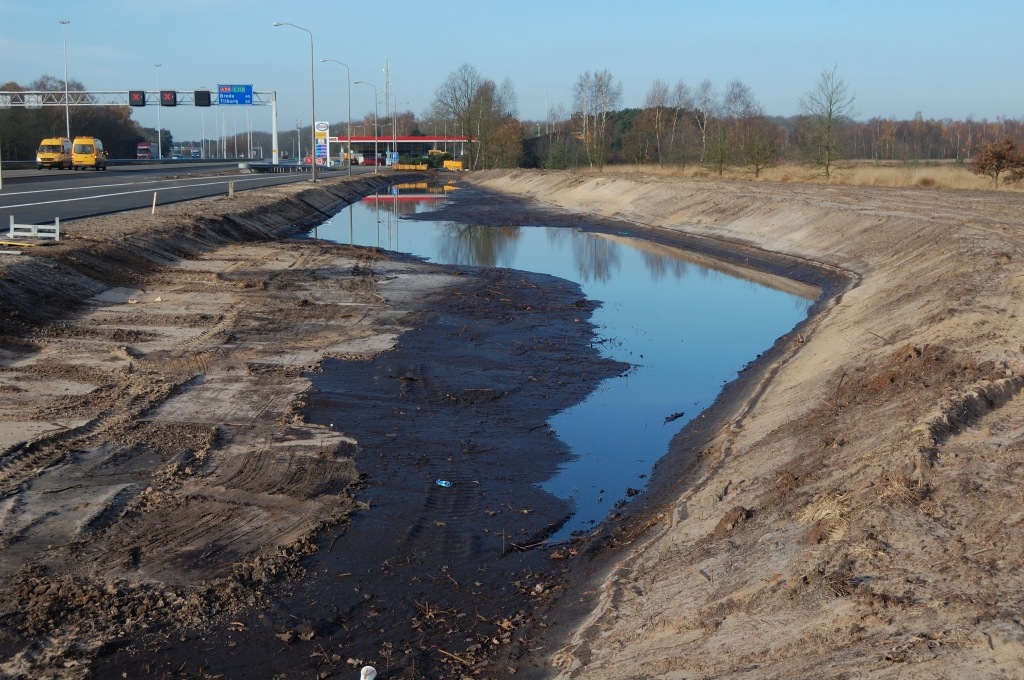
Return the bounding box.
[527,67,1024,183]
[0,76,164,160]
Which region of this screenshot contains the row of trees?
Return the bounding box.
[526,67,1024,183]
[534,67,853,180]
[0,76,162,160]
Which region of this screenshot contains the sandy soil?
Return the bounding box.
[469,170,1024,679]
[0,175,624,680]
[0,175,417,674]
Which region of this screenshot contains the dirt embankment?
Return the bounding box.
[471,170,1024,678]
[0,174,625,680]
[0,174,410,673]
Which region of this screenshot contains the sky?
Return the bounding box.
[2,0,1022,141]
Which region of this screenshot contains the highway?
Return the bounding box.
[0,163,378,225]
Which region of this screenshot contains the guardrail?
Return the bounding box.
[0,158,267,170]
[246,163,326,174]
[9,215,59,241]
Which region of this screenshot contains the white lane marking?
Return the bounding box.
[0,171,258,197]
[0,176,299,209]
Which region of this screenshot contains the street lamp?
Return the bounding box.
[354,81,379,175]
[155,64,162,160]
[59,21,70,139]
[199,85,207,159]
[273,22,317,182]
[320,59,352,177]
[391,96,409,166]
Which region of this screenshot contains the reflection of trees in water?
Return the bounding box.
[436,223,523,266]
[793,296,814,314]
[640,250,694,282]
[571,232,621,283]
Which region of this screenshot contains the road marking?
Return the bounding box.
[0,176,299,210]
[0,172,278,198]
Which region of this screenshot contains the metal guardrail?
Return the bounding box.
[246,163,327,174]
[0,159,264,170]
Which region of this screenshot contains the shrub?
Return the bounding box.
[968,137,1024,187]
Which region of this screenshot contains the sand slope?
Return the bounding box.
[472,170,1024,679]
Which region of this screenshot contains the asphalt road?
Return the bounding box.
[0,163,378,225]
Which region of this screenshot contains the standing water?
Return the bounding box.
[313,184,815,540]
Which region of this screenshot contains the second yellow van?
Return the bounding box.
[36,137,72,169]
[72,137,108,171]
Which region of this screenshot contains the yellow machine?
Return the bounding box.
[443,160,464,171]
[36,138,72,169]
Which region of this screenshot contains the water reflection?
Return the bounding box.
[436,224,524,267]
[313,188,816,540]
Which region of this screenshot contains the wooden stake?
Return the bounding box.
[151,192,157,214]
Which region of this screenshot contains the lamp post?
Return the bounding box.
[199,85,207,159]
[320,59,352,177]
[273,22,317,182]
[387,94,408,167]
[155,64,162,160]
[59,21,70,139]
[354,81,379,175]
[544,92,549,136]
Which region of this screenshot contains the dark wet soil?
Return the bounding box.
[87,265,623,678]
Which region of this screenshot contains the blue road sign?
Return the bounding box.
[218,85,253,105]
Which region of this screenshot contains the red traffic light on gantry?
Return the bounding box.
[160,91,177,107]
[129,90,146,106]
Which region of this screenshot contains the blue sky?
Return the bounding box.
[2,0,1022,140]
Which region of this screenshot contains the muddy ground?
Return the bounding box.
[470,170,1024,679]
[0,174,628,679]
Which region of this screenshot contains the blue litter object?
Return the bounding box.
[436,480,452,487]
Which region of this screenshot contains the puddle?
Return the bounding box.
[311,183,814,540]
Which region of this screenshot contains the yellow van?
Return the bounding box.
[72,137,108,171]
[36,137,72,169]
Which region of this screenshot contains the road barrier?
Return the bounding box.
[393,164,429,171]
[248,163,321,174]
[9,215,59,241]
[0,159,263,171]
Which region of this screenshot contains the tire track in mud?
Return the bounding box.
[95,267,624,679]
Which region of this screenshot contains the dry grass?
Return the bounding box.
[595,161,1024,192]
[797,493,851,544]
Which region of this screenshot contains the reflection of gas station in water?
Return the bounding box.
[350,182,458,250]
[360,182,458,216]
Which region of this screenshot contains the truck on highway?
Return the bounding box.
[136,142,159,160]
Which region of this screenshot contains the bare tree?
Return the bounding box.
[741,113,781,177]
[432,63,485,167]
[668,79,692,165]
[692,80,716,163]
[800,66,856,182]
[496,77,518,119]
[723,80,755,119]
[573,70,622,169]
[644,79,670,163]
